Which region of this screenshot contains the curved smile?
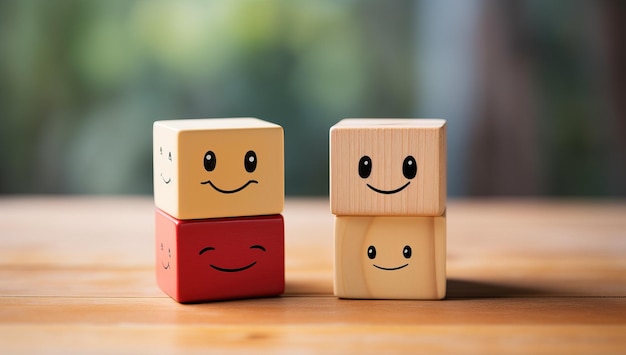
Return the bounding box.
[161,261,170,270]
[160,173,171,184]
[200,180,258,194]
[373,263,409,271]
[366,181,411,195]
[210,262,257,273]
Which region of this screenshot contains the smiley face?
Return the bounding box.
[361,223,419,288]
[155,213,178,279]
[358,155,417,195]
[159,242,171,270]
[158,146,173,185]
[367,244,412,270]
[198,244,267,272]
[199,150,259,194]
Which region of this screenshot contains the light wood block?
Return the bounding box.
[330,119,446,216]
[153,118,284,219]
[334,214,446,299]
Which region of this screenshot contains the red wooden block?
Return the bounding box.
[155,209,284,303]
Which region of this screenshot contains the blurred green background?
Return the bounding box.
[1,0,624,196]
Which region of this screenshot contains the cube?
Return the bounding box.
[153,118,284,220]
[330,119,446,216]
[155,209,285,303]
[334,214,446,299]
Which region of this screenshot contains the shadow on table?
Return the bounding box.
[446,278,551,299]
[284,277,554,299]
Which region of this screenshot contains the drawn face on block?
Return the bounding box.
[159,241,172,270]
[330,119,446,216]
[198,244,267,273]
[334,215,446,300]
[153,132,178,208]
[157,147,174,185]
[153,118,284,219]
[155,209,285,303]
[199,149,259,194]
[155,209,178,286]
[361,218,423,298]
[357,154,417,195]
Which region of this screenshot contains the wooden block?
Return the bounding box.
[334,214,446,299]
[330,119,446,216]
[155,209,285,303]
[153,118,284,220]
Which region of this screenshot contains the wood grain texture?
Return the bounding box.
[330,119,446,216]
[0,197,625,353]
[334,215,446,299]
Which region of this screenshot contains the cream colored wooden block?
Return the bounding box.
[334,214,446,299]
[330,119,446,216]
[153,118,284,220]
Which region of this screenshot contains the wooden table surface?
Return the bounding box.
[0,197,625,354]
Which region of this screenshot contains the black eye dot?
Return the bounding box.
[367,245,377,259]
[244,150,257,173]
[168,248,171,258]
[359,156,372,179]
[403,245,412,259]
[402,156,417,179]
[204,151,216,171]
[250,244,266,252]
[159,147,163,155]
[160,243,163,250]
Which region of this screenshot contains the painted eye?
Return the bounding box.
[244,150,257,173]
[403,245,412,259]
[168,248,171,258]
[402,156,417,179]
[367,245,376,259]
[160,243,163,251]
[159,147,163,155]
[199,246,216,255]
[204,151,216,171]
[168,152,172,162]
[359,156,372,179]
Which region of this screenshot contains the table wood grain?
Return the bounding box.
[1,197,625,354]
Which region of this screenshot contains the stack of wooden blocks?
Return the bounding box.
[330,119,447,299]
[153,118,285,303]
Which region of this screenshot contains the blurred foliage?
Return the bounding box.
[0,0,415,194]
[0,0,624,196]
